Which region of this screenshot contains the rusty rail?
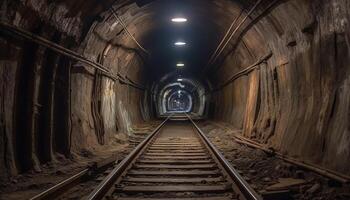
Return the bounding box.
[29,154,123,200]
[82,114,262,200]
[86,115,172,200]
[28,117,170,200]
[187,114,263,200]
[29,169,89,200]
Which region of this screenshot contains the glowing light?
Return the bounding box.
[171,18,187,23]
[175,41,186,46]
[176,63,185,67]
[177,79,183,82]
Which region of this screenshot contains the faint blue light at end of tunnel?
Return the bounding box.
[171,18,187,23]
[175,42,186,46]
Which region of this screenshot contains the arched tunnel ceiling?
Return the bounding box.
[4,0,305,116]
[22,0,288,89]
[7,0,286,85]
[98,0,261,82]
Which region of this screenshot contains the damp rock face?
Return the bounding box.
[211,0,350,177]
[0,0,349,192]
[0,0,147,178]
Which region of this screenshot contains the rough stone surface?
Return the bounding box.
[199,121,350,199]
[212,0,350,176]
[0,0,148,179]
[0,0,349,199]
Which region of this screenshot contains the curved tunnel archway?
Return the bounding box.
[0,0,350,198]
[166,89,192,113]
[153,72,210,116]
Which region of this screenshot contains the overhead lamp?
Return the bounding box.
[171,18,187,23]
[176,63,185,67]
[177,78,183,82]
[175,41,186,46]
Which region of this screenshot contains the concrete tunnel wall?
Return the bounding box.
[0,0,349,181]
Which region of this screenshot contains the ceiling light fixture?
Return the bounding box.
[176,63,185,67]
[171,18,187,23]
[177,79,183,82]
[175,41,186,46]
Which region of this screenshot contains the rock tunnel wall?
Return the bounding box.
[0,0,148,179]
[0,0,349,183]
[212,0,350,176]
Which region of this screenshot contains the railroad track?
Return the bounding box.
[87,115,262,200]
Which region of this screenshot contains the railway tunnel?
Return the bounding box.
[0,0,350,199]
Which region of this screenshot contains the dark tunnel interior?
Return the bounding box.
[0,0,350,199]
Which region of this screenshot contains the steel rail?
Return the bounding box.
[29,169,89,200]
[186,114,262,200]
[29,153,127,200]
[86,115,172,200]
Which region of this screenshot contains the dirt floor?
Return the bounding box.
[0,143,130,200]
[199,121,350,200]
[0,122,159,200]
[1,120,349,200]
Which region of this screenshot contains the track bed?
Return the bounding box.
[87,117,261,200]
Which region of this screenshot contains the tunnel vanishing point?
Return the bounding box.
[0,0,350,199]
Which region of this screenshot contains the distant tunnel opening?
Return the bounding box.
[153,74,209,117]
[166,90,192,113]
